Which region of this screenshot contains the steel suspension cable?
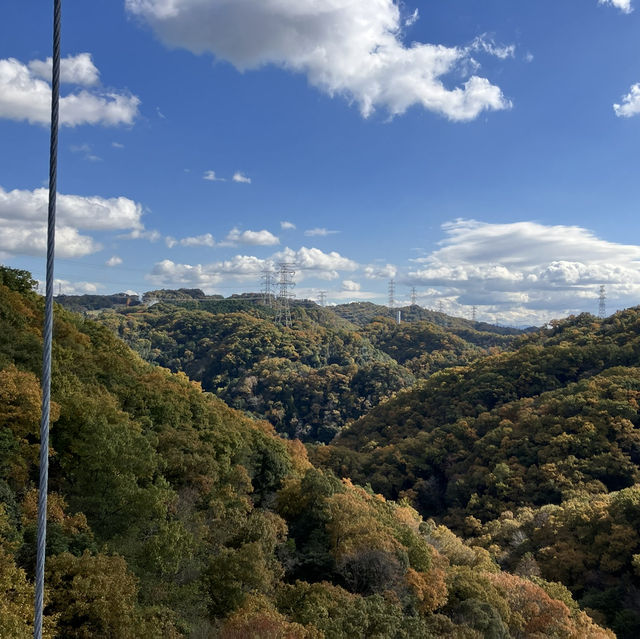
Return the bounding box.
[34,1,61,637]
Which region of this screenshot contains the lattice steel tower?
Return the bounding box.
[275,262,296,327]
[598,285,606,319]
[318,291,327,307]
[388,279,396,309]
[261,268,275,307]
[411,287,417,306]
[472,306,477,322]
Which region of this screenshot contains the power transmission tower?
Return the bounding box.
[598,285,606,319]
[275,262,296,327]
[388,279,395,309]
[411,287,417,306]
[261,268,275,307]
[437,300,444,314]
[472,306,477,322]
[318,291,327,307]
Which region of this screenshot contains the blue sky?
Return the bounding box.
[1,0,640,325]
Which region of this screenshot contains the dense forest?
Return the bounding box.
[74,297,517,444]
[0,265,614,637]
[314,310,640,637]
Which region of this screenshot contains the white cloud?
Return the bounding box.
[275,246,358,279]
[0,55,140,126]
[407,219,640,325]
[470,35,515,60]
[304,227,339,237]
[50,279,102,295]
[148,255,265,290]
[404,8,419,27]
[281,221,296,230]
[599,0,633,13]
[149,245,359,290]
[0,186,152,257]
[28,52,100,86]
[126,0,511,121]
[0,185,148,258]
[364,263,398,279]
[166,233,215,248]
[0,221,98,259]
[225,227,279,246]
[0,187,144,231]
[70,142,101,162]
[614,83,640,117]
[232,172,252,184]
[203,170,226,181]
[112,142,125,148]
[106,255,123,267]
[342,279,361,291]
[120,228,162,242]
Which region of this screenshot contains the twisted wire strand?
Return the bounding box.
[34,1,61,637]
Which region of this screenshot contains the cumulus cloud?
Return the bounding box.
[614,83,640,117]
[274,246,358,279]
[106,256,123,267]
[281,221,296,230]
[149,245,359,290]
[232,172,252,184]
[342,279,361,291]
[166,233,215,248]
[203,170,225,181]
[125,0,512,121]
[364,263,398,279]
[0,185,148,258]
[0,54,140,126]
[148,255,266,289]
[305,227,339,237]
[599,0,633,13]
[51,279,102,295]
[408,219,640,325]
[224,227,279,246]
[28,52,100,86]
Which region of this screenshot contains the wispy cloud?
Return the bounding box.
[106,255,123,267]
[304,227,339,237]
[166,233,215,248]
[281,221,296,230]
[232,171,252,184]
[203,170,226,182]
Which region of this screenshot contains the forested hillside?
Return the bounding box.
[84,298,517,443]
[314,310,640,637]
[0,265,613,638]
